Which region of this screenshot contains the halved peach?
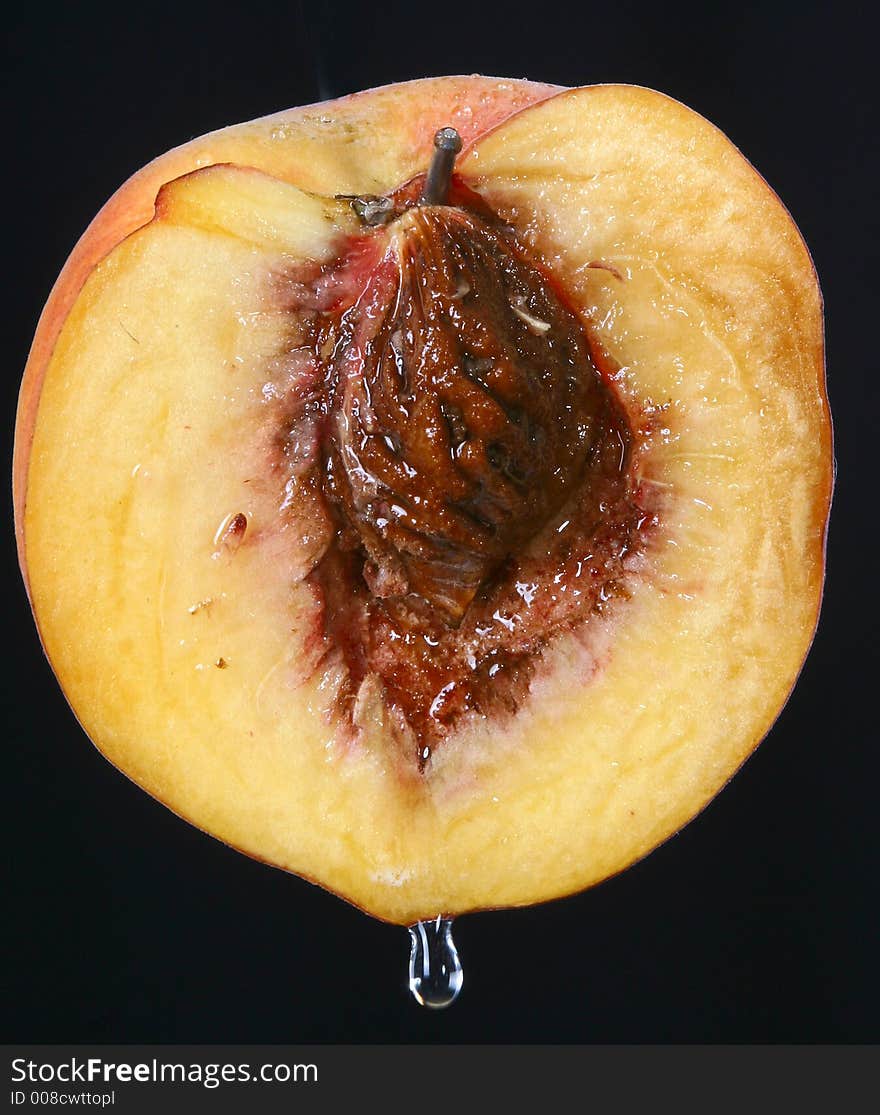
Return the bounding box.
[14,78,831,926]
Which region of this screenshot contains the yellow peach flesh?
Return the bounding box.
[16,81,830,924]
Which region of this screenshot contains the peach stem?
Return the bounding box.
[419,128,463,206]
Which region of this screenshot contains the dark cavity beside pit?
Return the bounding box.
[276,168,645,770]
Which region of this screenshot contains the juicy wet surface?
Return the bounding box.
[274,182,647,768]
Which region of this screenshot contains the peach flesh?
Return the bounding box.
[14,80,831,925]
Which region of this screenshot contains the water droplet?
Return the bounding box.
[407,916,463,1009]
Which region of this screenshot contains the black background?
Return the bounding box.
[3,0,877,1043]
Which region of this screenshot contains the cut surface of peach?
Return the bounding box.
[15,79,831,925]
